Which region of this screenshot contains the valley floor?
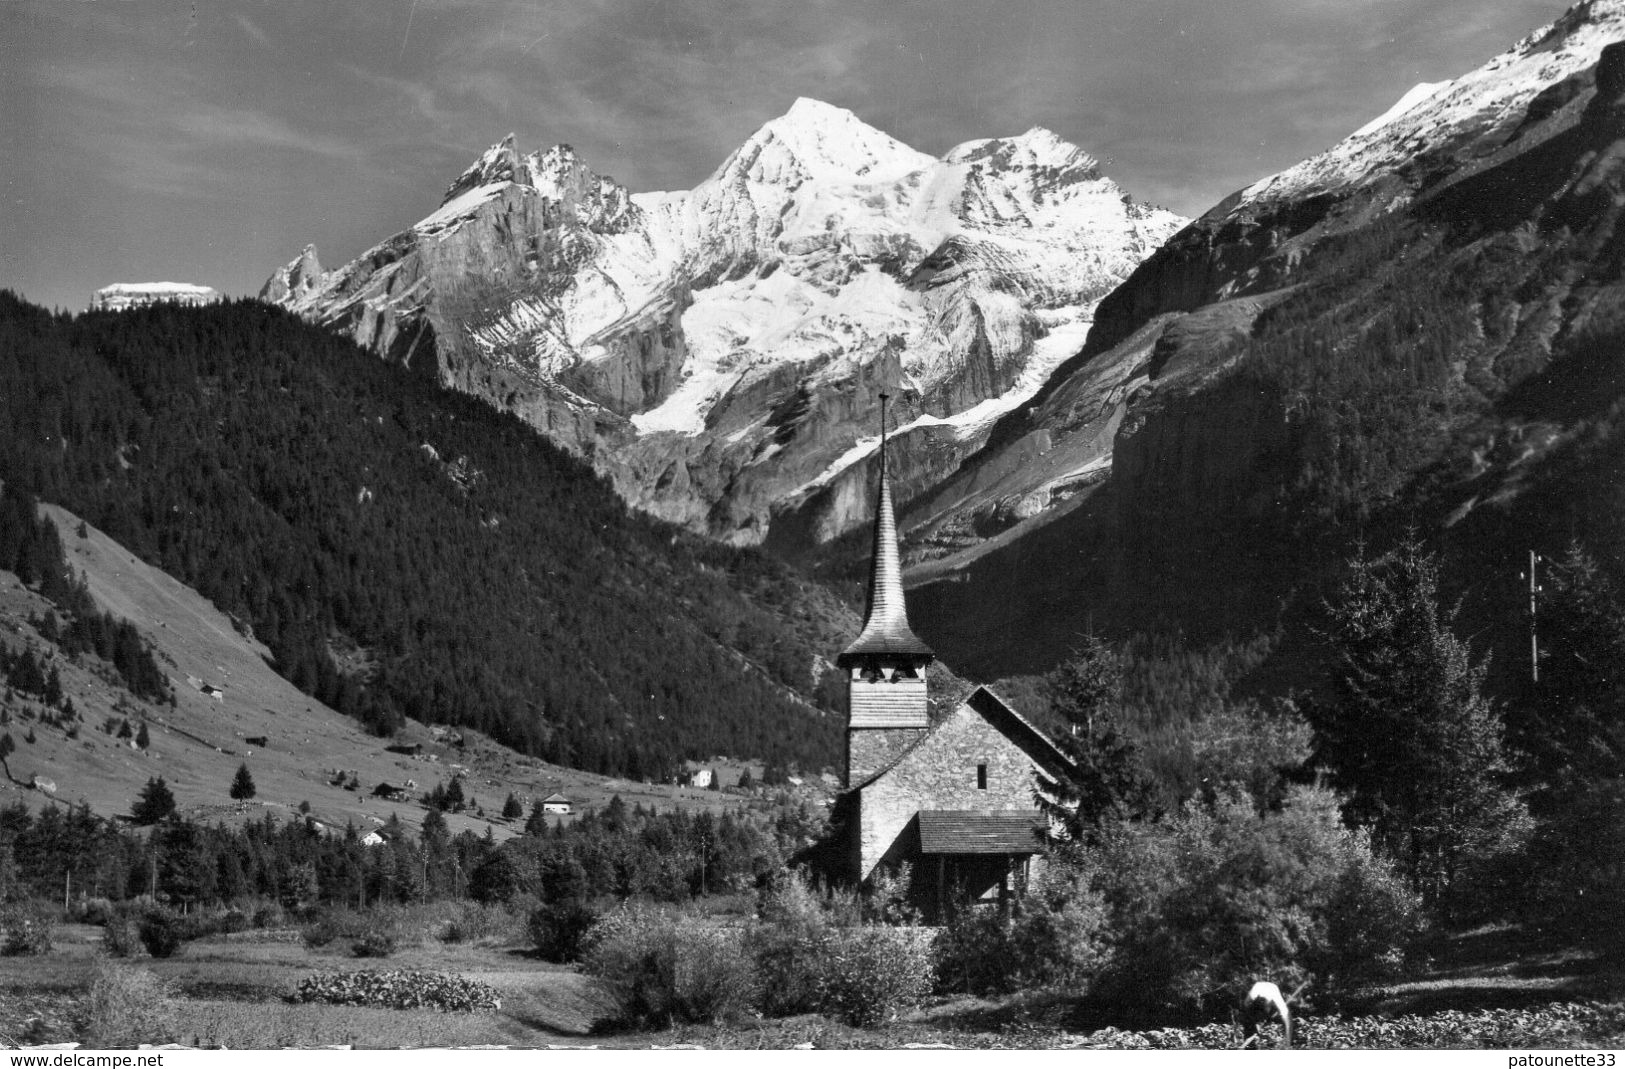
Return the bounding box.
[4,922,1622,1050]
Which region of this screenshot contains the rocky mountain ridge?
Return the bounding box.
[261,99,1184,549]
[903,0,1625,677]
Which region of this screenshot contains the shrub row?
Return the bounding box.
[581,901,935,1030]
[292,970,501,1012]
[101,907,189,959]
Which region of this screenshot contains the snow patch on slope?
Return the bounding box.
[1239,0,1624,207]
[1352,82,1447,138]
[415,182,512,234]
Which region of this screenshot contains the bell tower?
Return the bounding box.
[839,394,934,785]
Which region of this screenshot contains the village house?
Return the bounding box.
[371,782,410,802]
[820,397,1072,919]
[541,793,573,815]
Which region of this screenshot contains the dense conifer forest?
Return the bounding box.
[0,293,850,779]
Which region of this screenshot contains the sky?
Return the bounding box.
[1,0,1569,313]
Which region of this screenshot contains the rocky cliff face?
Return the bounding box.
[261,99,1184,548]
[903,0,1625,676]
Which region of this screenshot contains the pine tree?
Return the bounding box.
[501,792,523,819]
[229,762,257,801]
[0,733,12,782]
[525,801,549,836]
[135,721,150,749]
[132,776,176,825]
[1035,636,1158,842]
[1310,536,1528,910]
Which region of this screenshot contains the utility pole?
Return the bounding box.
[1522,550,1542,684]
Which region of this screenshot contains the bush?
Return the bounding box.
[138,910,185,959]
[252,902,287,929]
[293,970,500,1012]
[1004,870,1111,992]
[816,926,934,1027]
[746,925,833,1018]
[933,910,1013,995]
[1317,838,1425,987]
[81,963,175,1047]
[582,905,758,1028]
[527,900,599,963]
[748,877,837,1017]
[74,897,116,926]
[217,908,251,935]
[1085,785,1422,1013]
[352,927,398,958]
[301,909,372,950]
[443,901,519,945]
[101,916,145,959]
[301,917,340,949]
[0,903,53,956]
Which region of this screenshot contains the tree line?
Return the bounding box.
[0,786,812,914]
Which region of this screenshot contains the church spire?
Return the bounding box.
[838,394,933,668]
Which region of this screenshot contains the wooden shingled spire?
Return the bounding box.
[837,393,934,667]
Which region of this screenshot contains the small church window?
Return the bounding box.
[977,763,988,789]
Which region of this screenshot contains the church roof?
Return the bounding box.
[838,398,933,667]
[849,685,1074,791]
[917,810,1045,854]
[961,686,1073,779]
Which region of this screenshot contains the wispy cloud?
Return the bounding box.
[37,62,363,185]
[233,13,271,51]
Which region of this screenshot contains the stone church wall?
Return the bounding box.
[857,700,1044,882]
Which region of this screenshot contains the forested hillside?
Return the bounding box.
[0,293,853,778]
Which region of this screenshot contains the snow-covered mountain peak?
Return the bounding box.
[533,143,582,176]
[441,134,524,206]
[262,101,1188,546]
[92,282,221,312]
[948,126,1098,173]
[527,143,602,198]
[1235,0,1625,211]
[717,98,934,186]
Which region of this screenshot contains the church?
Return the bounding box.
[825,398,1074,918]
